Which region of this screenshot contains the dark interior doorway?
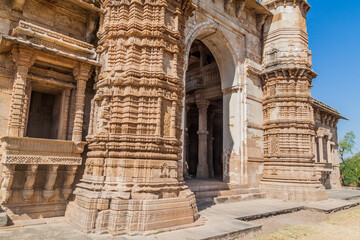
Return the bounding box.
[27,91,61,139]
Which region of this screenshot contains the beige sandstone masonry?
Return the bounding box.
[260,0,327,201]
[66,0,200,235]
[0,0,348,235]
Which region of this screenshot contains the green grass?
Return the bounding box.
[257,206,360,240]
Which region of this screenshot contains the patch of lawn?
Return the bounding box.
[257,206,360,240]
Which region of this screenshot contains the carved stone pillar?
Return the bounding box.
[7,47,35,137]
[260,0,327,201]
[43,165,59,201]
[22,164,38,202]
[327,134,333,164]
[72,63,92,142]
[183,105,190,178]
[58,89,71,140]
[0,165,15,203]
[313,136,318,162]
[62,165,78,201]
[67,0,198,235]
[318,135,324,163]
[196,100,209,179]
[207,111,215,178]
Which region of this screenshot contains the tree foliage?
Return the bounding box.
[340,152,360,187]
[339,131,356,162]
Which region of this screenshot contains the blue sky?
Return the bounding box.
[307,0,360,153]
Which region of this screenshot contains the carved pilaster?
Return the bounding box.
[8,47,35,137]
[72,63,92,142]
[23,164,38,202]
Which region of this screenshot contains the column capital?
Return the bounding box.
[11,47,36,68]
[73,63,92,81]
[196,100,210,109]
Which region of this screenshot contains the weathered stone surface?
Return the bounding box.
[0,212,8,227]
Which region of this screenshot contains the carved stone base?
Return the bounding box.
[261,163,328,202]
[261,181,328,202]
[4,189,67,219]
[67,190,198,235]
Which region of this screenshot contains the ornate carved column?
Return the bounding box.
[22,164,38,202]
[327,134,333,164]
[7,47,35,137]
[318,134,324,163]
[67,0,198,235]
[72,63,92,142]
[196,100,210,179]
[207,111,215,178]
[260,0,327,201]
[43,165,59,201]
[313,136,318,163]
[58,89,71,140]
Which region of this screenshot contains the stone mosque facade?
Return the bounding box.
[0,0,346,236]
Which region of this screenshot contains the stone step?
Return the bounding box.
[187,182,230,193]
[194,190,233,198]
[214,192,266,205]
[230,188,260,195]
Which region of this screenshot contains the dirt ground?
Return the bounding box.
[249,206,360,240]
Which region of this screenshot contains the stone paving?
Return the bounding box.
[0,189,359,240]
[327,189,360,200]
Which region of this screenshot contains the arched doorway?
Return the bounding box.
[184,40,223,180]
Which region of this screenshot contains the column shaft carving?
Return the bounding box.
[58,89,71,140]
[196,100,209,179]
[318,135,324,163]
[72,64,92,142]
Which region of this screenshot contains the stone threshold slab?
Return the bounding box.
[304,199,360,213]
[327,189,360,200]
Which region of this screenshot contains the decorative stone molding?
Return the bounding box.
[2,155,82,165]
[260,0,311,15]
[222,85,241,95]
[3,21,97,63]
